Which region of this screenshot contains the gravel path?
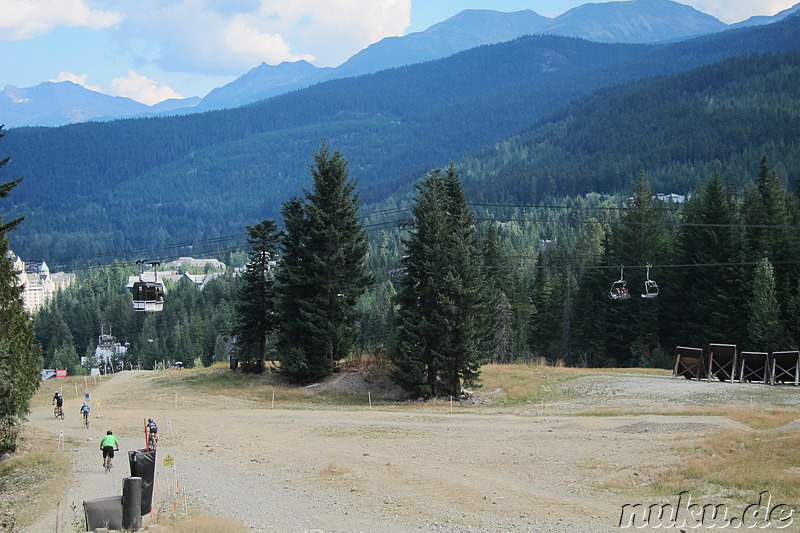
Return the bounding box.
[21,370,799,532]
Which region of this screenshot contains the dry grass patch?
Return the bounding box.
[0,446,70,529]
[478,364,669,405]
[161,512,249,533]
[723,407,799,430]
[479,364,591,404]
[644,429,800,507]
[153,363,312,401]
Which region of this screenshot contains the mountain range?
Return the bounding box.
[2,0,799,128]
[2,7,800,266]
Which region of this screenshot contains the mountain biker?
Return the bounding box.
[52,391,64,415]
[100,430,120,469]
[146,418,158,449]
[80,403,90,424]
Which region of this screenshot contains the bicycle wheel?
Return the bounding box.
[84,416,89,429]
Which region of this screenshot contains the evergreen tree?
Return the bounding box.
[570,218,609,367]
[604,174,669,367]
[390,165,488,397]
[748,257,789,352]
[674,173,744,347]
[276,144,373,383]
[234,220,280,372]
[0,128,42,452]
[493,292,514,364]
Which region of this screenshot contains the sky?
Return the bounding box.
[0,0,797,105]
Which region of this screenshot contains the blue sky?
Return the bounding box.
[1,0,796,105]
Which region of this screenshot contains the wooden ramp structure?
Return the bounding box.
[739,352,770,384]
[770,351,800,386]
[673,346,706,380]
[708,344,738,381]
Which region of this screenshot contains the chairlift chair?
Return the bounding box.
[131,260,165,312]
[641,263,659,298]
[609,265,631,300]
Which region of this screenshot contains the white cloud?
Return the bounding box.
[48,72,104,93]
[0,0,123,41]
[686,0,797,23]
[253,0,411,66]
[109,0,411,76]
[223,14,316,64]
[110,70,184,105]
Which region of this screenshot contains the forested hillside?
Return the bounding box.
[457,51,800,202]
[2,14,800,265]
[31,155,800,375]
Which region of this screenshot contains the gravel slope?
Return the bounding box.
[22,370,799,532]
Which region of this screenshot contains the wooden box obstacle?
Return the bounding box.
[673,346,706,380]
[708,344,738,381]
[770,351,800,386]
[739,352,770,384]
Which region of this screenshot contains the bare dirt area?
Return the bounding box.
[18,369,800,532]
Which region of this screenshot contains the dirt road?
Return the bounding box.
[22,370,800,532]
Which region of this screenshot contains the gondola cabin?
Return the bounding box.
[131,260,165,312]
[131,281,165,312]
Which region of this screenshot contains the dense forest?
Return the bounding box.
[31,154,800,382]
[2,14,800,264]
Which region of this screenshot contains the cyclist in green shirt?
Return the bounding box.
[100,430,119,471]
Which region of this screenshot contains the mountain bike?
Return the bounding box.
[103,454,112,473]
[54,406,64,419]
[148,432,158,451]
[83,411,90,429]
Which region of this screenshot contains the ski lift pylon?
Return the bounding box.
[609,265,630,300]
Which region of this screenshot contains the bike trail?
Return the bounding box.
[23,371,148,532]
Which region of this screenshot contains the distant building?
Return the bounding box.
[654,193,686,204]
[166,256,226,270]
[9,251,76,314]
[126,269,225,292]
[126,270,180,291]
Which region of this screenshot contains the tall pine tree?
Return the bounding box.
[234,219,280,372]
[390,165,488,397]
[276,144,372,383]
[0,127,42,452]
[748,257,789,352]
[675,173,744,347]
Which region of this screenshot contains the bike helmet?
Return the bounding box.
[107,430,113,435]
[148,418,153,423]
